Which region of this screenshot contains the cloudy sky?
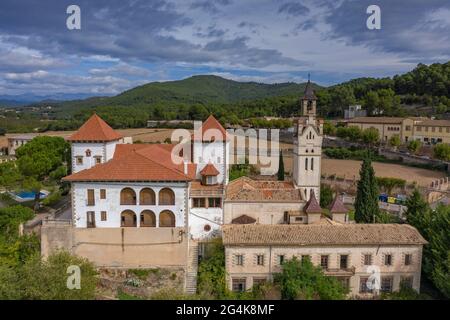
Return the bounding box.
[0,0,450,98]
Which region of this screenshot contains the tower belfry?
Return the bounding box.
[292,75,323,201]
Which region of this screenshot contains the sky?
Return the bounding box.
[0,0,450,98]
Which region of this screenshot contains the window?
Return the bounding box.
[159,210,175,227]
[405,125,411,131]
[404,254,412,266]
[363,254,372,266]
[311,157,314,170]
[447,127,450,133]
[94,156,102,164]
[193,198,206,208]
[432,127,435,132]
[76,156,83,165]
[278,255,285,265]
[400,276,413,289]
[86,211,95,228]
[359,277,373,293]
[256,254,265,266]
[85,149,91,157]
[121,210,137,227]
[235,255,244,266]
[208,197,221,208]
[320,255,329,269]
[101,211,107,221]
[87,189,95,206]
[384,254,392,266]
[100,189,106,199]
[206,176,217,185]
[140,188,156,205]
[417,126,422,132]
[140,210,156,227]
[305,158,308,170]
[439,127,442,133]
[381,277,393,293]
[232,278,246,292]
[340,255,348,269]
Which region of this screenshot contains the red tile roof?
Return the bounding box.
[330,196,348,213]
[63,144,193,182]
[192,115,229,141]
[304,190,322,213]
[67,114,123,142]
[200,163,220,176]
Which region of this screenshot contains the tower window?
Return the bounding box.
[305,158,308,170]
[311,158,314,170]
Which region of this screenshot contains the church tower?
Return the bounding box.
[293,76,323,201]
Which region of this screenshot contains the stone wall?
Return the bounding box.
[41,222,189,269]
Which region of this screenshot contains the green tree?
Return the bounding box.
[277,151,285,181]
[323,121,336,136]
[407,140,422,154]
[354,156,379,223]
[433,143,450,161]
[274,257,347,300]
[0,250,98,300]
[15,136,70,210]
[362,127,380,146]
[388,135,401,149]
[320,184,333,208]
[197,239,228,299]
[404,189,428,229]
[0,162,21,191]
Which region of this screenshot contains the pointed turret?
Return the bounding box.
[68,114,122,142]
[329,195,348,223]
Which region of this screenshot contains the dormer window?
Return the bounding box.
[200,163,220,185]
[85,149,91,157]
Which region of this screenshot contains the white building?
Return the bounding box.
[7,134,37,156]
[63,113,229,240]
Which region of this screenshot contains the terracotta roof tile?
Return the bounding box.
[200,163,220,176]
[67,114,123,142]
[226,177,303,202]
[222,224,428,246]
[192,115,229,141]
[63,144,191,182]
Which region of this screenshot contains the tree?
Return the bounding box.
[362,127,380,146]
[15,136,70,210]
[433,143,450,161]
[407,140,422,154]
[0,162,21,191]
[323,121,336,136]
[320,184,333,207]
[277,150,285,181]
[405,192,450,298]
[354,156,379,223]
[388,135,401,150]
[0,250,98,300]
[274,257,347,300]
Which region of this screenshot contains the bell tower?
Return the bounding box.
[293,75,323,201]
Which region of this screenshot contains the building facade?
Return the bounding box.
[347,116,450,144]
[222,224,427,298]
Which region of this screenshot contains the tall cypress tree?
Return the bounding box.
[354,156,379,223]
[277,150,285,181]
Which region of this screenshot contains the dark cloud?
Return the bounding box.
[324,0,450,58]
[278,1,310,16]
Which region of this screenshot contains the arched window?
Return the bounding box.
[140,188,156,205]
[159,210,175,227]
[305,158,308,170]
[159,188,175,205]
[311,157,314,170]
[85,149,91,157]
[121,210,137,227]
[140,210,156,227]
[120,188,136,205]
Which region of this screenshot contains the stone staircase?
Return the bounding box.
[186,240,199,294]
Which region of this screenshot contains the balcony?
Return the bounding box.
[324,266,356,276]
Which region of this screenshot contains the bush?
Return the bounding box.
[41,191,62,207]
[433,143,450,161]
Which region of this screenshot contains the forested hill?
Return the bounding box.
[57,75,318,109]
